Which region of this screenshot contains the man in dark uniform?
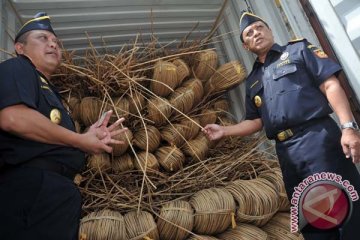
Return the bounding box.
[0,13,127,239]
[203,11,360,240]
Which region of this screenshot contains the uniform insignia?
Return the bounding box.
[40,76,48,84]
[313,49,328,58]
[280,52,289,61]
[254,95,262,108]
[50,108,61,124]
[288,38,304,43]
[250,80,259,89]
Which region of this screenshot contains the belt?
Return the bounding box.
[20,158,77,180]
[276,117,329,142]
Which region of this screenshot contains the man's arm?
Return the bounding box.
[0,104,127,154]
[320,75,360,163]
[203,118,263,141]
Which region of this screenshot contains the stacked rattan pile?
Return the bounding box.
[54,36,304,239]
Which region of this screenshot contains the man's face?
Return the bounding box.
[15,30,61,77]
[242,21,274,55]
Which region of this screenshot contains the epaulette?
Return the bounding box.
[288,38,305,44]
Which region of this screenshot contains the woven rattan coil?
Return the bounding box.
[79,97,103,126]
[133,125,161,152]
[226,179,279,227]
[151,61,179,97]
[133,151,160,172]
[124,211,159,240]
[190,187,236,235]
[112,129,133,156]
[111,153,134,173]
[155,145,185,172]
[79,209,126,240]
[205,61,246,95]
[87,153,111,172]
[217,223,269,240]
[147,97,172,126]
[157,200,194,240]
[262,213,305,240]
[173,58,190,85]
[193,50,218,82]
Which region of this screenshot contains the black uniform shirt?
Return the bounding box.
[245,39,342,139]
[0,55,85,171]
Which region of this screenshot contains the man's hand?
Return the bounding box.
[341,128,360,163]
[203,124,225,141]
[81,110,128,154]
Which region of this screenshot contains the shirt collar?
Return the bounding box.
[253,43,283,67]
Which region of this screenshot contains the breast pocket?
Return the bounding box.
[272,64,301,94]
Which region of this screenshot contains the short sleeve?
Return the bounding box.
[245,84,260,120]
[300,40,342,86]
[0,57,39,110]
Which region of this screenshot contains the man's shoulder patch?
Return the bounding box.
[288,38,305,44]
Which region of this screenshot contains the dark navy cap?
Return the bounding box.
[239,11,267,42]
[15,12,56,43]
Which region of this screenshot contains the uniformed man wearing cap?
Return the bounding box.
[0,13,128,239]
[203,11,360,240]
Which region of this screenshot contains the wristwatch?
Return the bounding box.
[340,121,359,131]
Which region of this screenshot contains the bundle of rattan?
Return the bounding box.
[204,61,247,95]
[179,117,201,140]
[193,50,218,82]
[182,132,210,161]
[155,145,185,172]
[157,200,194,240]
[111,153,134,173]
[79,209,126,240]
[124,211,159,240]
[151,61,179,97]
[133,125,161,152]
[133,151,160,172]
[87,153,111,172]
[169,86,196,116]
[112,129,133,156]
[147,97,172,126]
[190,187,236,235]
[226,179,279,227]
[262,213,304,240]
[258,168,290,211]
[108,96,130,120]
[217,223,269,240]
[172,58,190,85]
[212,99,230,117]
[65,96,81,122]
[199,109,218,127]
[182,78,204,106]
[79,97,103,126]
[187,235,219,240]
[161,124,186,147]
[128,90,146,115]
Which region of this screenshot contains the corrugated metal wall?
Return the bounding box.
[309,0,360,103]
[0,0,19,60]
